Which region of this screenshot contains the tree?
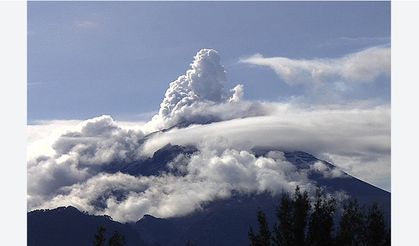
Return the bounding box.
[272,193,293,246]
[248,226,258,246]
[272,186,310,246]
[108,231,125,246]
[248,189,391,246]
[336,199,365,246]
[306,188,336,246]
[365,203,388,246]
[291,186,310,246]
[249,210,271,246]
[93,226,106,246]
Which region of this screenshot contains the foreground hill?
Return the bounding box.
[28,206,148,246]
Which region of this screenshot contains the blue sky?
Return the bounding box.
[28,1,390,122]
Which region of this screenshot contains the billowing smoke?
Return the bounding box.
[150,49,267,129]
[157,49,227,119]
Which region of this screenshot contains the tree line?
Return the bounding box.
[249,187,390,246]
[93,226,126,246]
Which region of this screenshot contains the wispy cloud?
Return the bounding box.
[239,46,390,86]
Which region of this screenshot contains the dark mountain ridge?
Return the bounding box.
[28,206,148,246]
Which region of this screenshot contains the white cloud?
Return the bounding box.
[27,120,83,161]
[319,152,391,190]
[51,116,145,165]
[141,104,390,157]
[240,46,390,86]
[27,117,151,161]
[310,161,346,179]
[27,115,148,209]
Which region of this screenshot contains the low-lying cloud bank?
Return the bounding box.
[141,105,390,158]
[28,48,390,222]
[31,147,323,222]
